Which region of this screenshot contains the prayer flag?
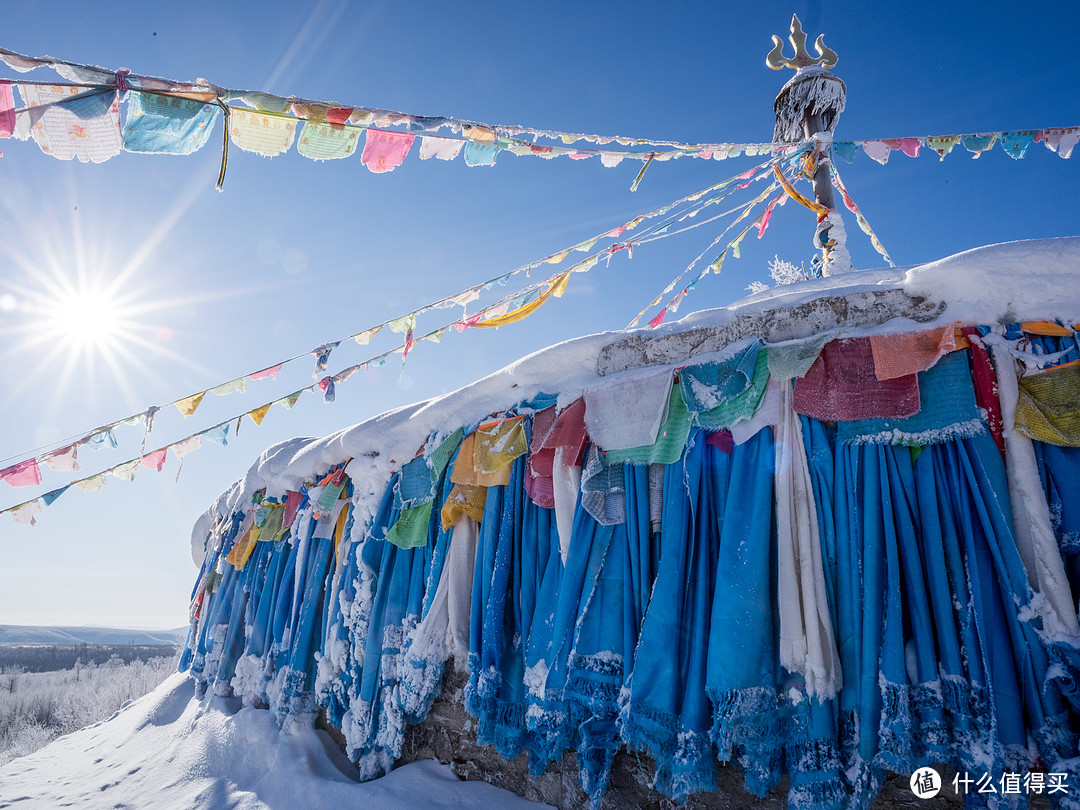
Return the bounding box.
[175,391,206,416]
[229,107,298,157]
[141,448,168,471]
[360,129,414,173]
[211,378,247,396]
[0,458,41,487]
[122,91,219,155]
[354,325,382,344]
[74,474,107,494]
[296,121,361,161]
[111,459,139,482]
[247,403,271,426]
[0,82,13,138]
[10,499,42,526]
[418,135,463,161]
[249,364,282,381]
[19,84,122,163]
[41,443,79,473]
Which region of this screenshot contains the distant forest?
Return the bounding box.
[0,644,180,673]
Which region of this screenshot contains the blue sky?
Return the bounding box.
[0,1,1076,628]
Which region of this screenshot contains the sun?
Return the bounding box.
[42,286,123,352]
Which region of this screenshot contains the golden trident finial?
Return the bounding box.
[766,15,838,71]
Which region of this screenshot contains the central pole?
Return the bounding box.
[767,15,852,275]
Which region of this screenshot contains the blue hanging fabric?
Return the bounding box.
[524,491,617,775]
[465,456,537,760]
[564,502,642,803]
[704,426,790,798]
[619,431,721,801]
[521,504,570,773]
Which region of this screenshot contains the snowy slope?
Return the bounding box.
[0,672,549,809]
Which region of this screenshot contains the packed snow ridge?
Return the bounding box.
[0,672,548,809]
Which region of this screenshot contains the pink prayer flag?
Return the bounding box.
[360,129,415,173]
[884,137,920,158]
[249,364,283,381]
[141,448,168,472]
[0,458,42,487]
[454,312,482,332]
[402,328,415,360]
[0,82,14,138]
[647,308,667,329]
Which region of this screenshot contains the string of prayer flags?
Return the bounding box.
[0,153,787,493]
[2,45,1075,178]
[828,163,894,265]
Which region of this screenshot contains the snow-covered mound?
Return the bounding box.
[191,236,1080,564]
[0,672,548,809]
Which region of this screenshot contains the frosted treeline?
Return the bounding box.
[0,654,178,766]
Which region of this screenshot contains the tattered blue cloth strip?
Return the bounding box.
[563,463,659,803]
[122,90,220,155]
[620,432,721,801]
[524,498,613,773]
[680,340,762,413]
[703,426,790,798]
[836,350,983,445]
[345,471,434,778]
[466,457,538,760]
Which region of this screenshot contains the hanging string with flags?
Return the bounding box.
[0,46,1074,191]
[0,150,796,526]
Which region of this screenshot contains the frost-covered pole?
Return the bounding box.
[768,15,853,275]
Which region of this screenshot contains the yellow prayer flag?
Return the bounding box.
[175,392,206,417]
[248,403,272,426]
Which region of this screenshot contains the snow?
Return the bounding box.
[0,672,549,809]
[190,236,1080,567]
